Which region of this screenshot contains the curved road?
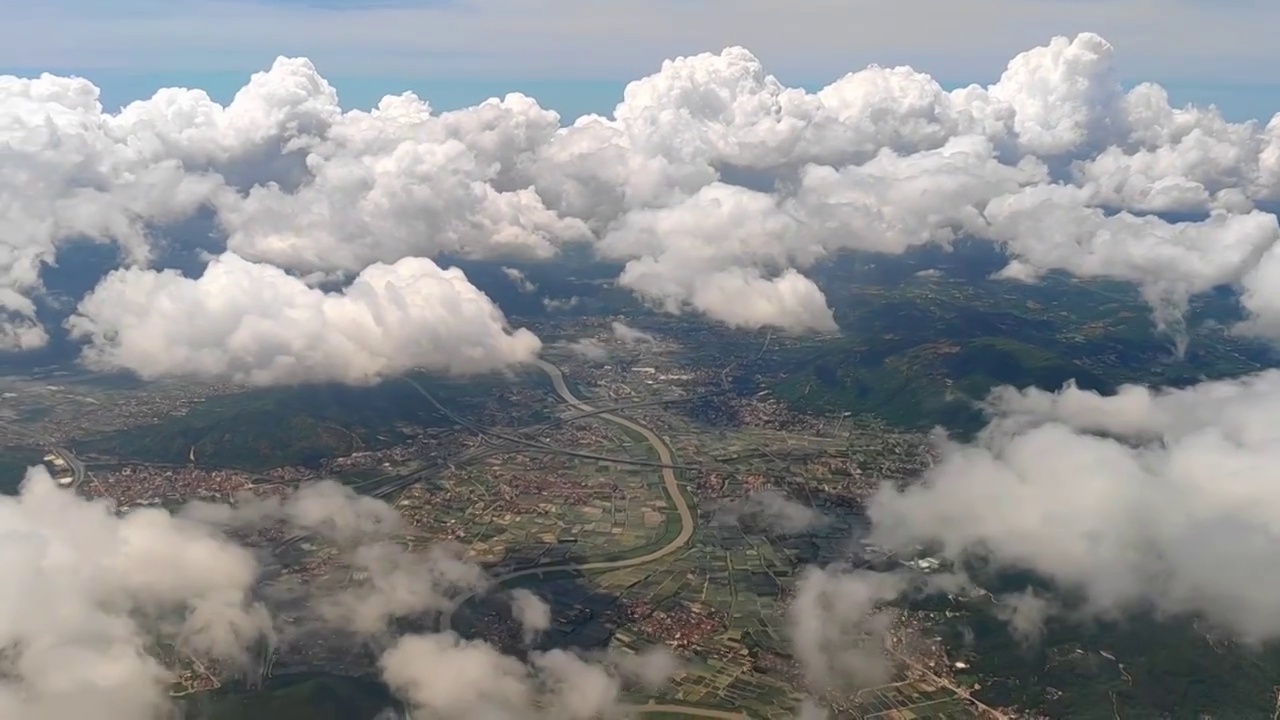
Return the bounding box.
[432,359,722,718]
[56,446,87,488]
[532,358,696,566]
[625,703,745,719]
[446,359,695,619]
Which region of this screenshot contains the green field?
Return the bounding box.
[183,674,395,720]
[74,374,510,470]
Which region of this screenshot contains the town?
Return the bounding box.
[5,317,988,718]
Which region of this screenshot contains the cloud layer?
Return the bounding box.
[789,370,1280,709]
[30,367,1280,717]
[68,253,540,385]
[1,471,678,720]
[8,32,1280,383]
[0,468,269,720]
[867,369,1280,644]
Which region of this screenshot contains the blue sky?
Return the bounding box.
[4,0,1280,121]
[27,71,1280,126]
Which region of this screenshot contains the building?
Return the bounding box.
[42,452,74,486]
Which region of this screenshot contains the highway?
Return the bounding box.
[533,358,696,563]
[54,445,87,488]
[0,418,87,489]
[883,641,1009,719]
[3,371,718,718]
[296,361,723,719]
[399,375,702,473]
[444,358,695,624]
[625,703,746,719]
[533,389,726,432]
[432,358,709,719]
[369,371,800,502]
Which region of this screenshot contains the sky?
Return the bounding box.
[5,0,1280,121]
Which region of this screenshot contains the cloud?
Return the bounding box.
[379,632,678,720]
[277,478,406,544]
[565,338,609,361]
[982,186,1280,337]
[10,32,1280,379]
[184,478,403,541]
[320,542,491,636]
[610,321,654,344]
[789,566,905,693]
[67,253,541,385]
[0,467,270,720]
[205,480,680,713]
[713,490,827,535]
[606,646,682,689]
[185,480,489,636]
[213,91,590,274]
[995,589,1057,647]
[0,464,688,720]
[502,267,537,293]
[796,698,831,720]
[565,322,656,360]
[867,369,1280,643]
[380,633,534,718]
[509,588,551,644]
[542,296,581,312]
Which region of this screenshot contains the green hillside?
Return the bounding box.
[186,675,395,720]
[766,265,1271,433]
[75,374,506,470]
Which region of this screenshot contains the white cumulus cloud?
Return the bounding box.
[0,466,679,719]
[8,32,1280,379]
[0,467,270,720]
[868,370,1280,643]
[66,253,541,385]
